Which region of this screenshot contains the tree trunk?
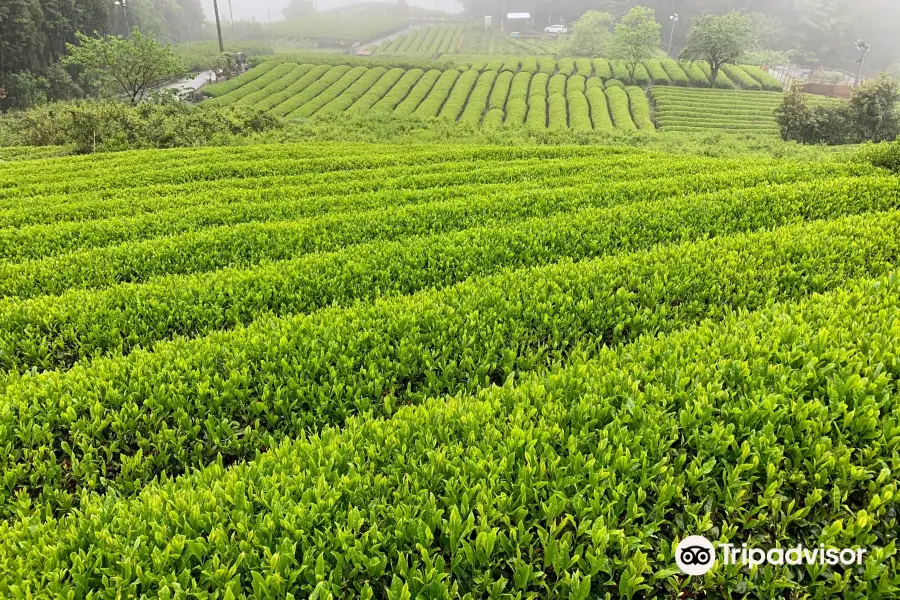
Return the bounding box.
[710,63,720,84]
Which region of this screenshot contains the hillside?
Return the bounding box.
[203,56,789,132]
[0,141,897,596]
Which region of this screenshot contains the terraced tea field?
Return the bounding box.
[204,59,658,130]
[373,23,554,56]
[651,87,837,134]
[0,142,898,597]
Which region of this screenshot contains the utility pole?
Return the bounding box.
[667,13,679,58]
[500,0,506,31]
[268,9,275,48]
[212,0,225,53]
[227,0,236,43]
[854,39,871,87]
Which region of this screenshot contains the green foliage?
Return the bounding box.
[64,29,183,104]
[0,96,279,153]
[560,10,613,57]
[680,12,757,84]
[608,6,661,81]
[2,70,49,110]
[855,140,900,173]
[776,75,900,145]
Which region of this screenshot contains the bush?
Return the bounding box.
[855,140,900,173]
[0,95,280,153]
[776,75,900,145]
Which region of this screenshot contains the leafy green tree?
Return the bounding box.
[680,11,756,84]
[608,6,661,80]
[562,11,614,58]
[283,0,315,21]
[64,29,182,104]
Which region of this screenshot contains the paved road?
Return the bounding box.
[356,24,426,54]
[163,70,217,93]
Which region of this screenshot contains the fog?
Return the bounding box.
[205,0,461,23]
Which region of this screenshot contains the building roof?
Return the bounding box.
[507,12,531,19]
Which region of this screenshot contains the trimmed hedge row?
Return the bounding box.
[605,86,637,131]
[626,86,655,131]
[567,90,591,131]
[438,69,479,120]
[488,70,513,110]
[3,270,895,597]
[352,67,408,113]
[271,65,351,118]
[548,93,568,130]
[592,58,612,80]
[227,63,303,107]
[740,64,784,91]
[459,71,497,125]
[643,59,670,85]
[724,64,763,90]
[254,64,329,112]
[200,60,280,98]
[586,87,613,131]
[3,168,889,373]
[287,66,367,119]
[414,69,460,118]
[2,208,898,519]
[392,68,441,115]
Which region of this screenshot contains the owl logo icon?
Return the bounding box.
[675,535,716,576]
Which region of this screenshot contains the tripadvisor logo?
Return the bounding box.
[675,535,868,576]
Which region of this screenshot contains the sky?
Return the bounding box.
[203,0,461,23]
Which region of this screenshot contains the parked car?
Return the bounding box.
[544,24,568,33]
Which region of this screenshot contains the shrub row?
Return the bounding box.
[288,66,367,119]
[6,269,897,597]
[605,86,637,131]
[488,70,513,111]
[413,69,460,117]
[271,65,350,118]
[739,64,784,91]
[642,59,670,84]
[586,87,613,131]
[724,64,762,90]
[225,63,302,107]
[567,90,591,131]
[626,86,654,131]
[570,57,588,76]
[482,107,504,127]
[592,58,612,80]
[350,67,408,113]
[459,71,496,125]
[200,61,280,99]
[2,269,897,596]
[438,69,479,120]
[393,69,441,115]
[2,210,898,517]
[548,73,566,96]
[548,93,568,130]
[537,56,555,74]
[4,171,892,373]
[253,64,329,112]
[520,56,538,74]
[557,57,575,76]
[3,154,859,264]
[672,60,704,86]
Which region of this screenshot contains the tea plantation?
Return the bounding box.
[202,57,788,131]
[0,141,898,598]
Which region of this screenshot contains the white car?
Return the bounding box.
[545,24,568,34]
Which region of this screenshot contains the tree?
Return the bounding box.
[283,0,315,21]
[562,11,614,58]
[679,12,756,84]
[608,6,660,80]
[64,29,182,104]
